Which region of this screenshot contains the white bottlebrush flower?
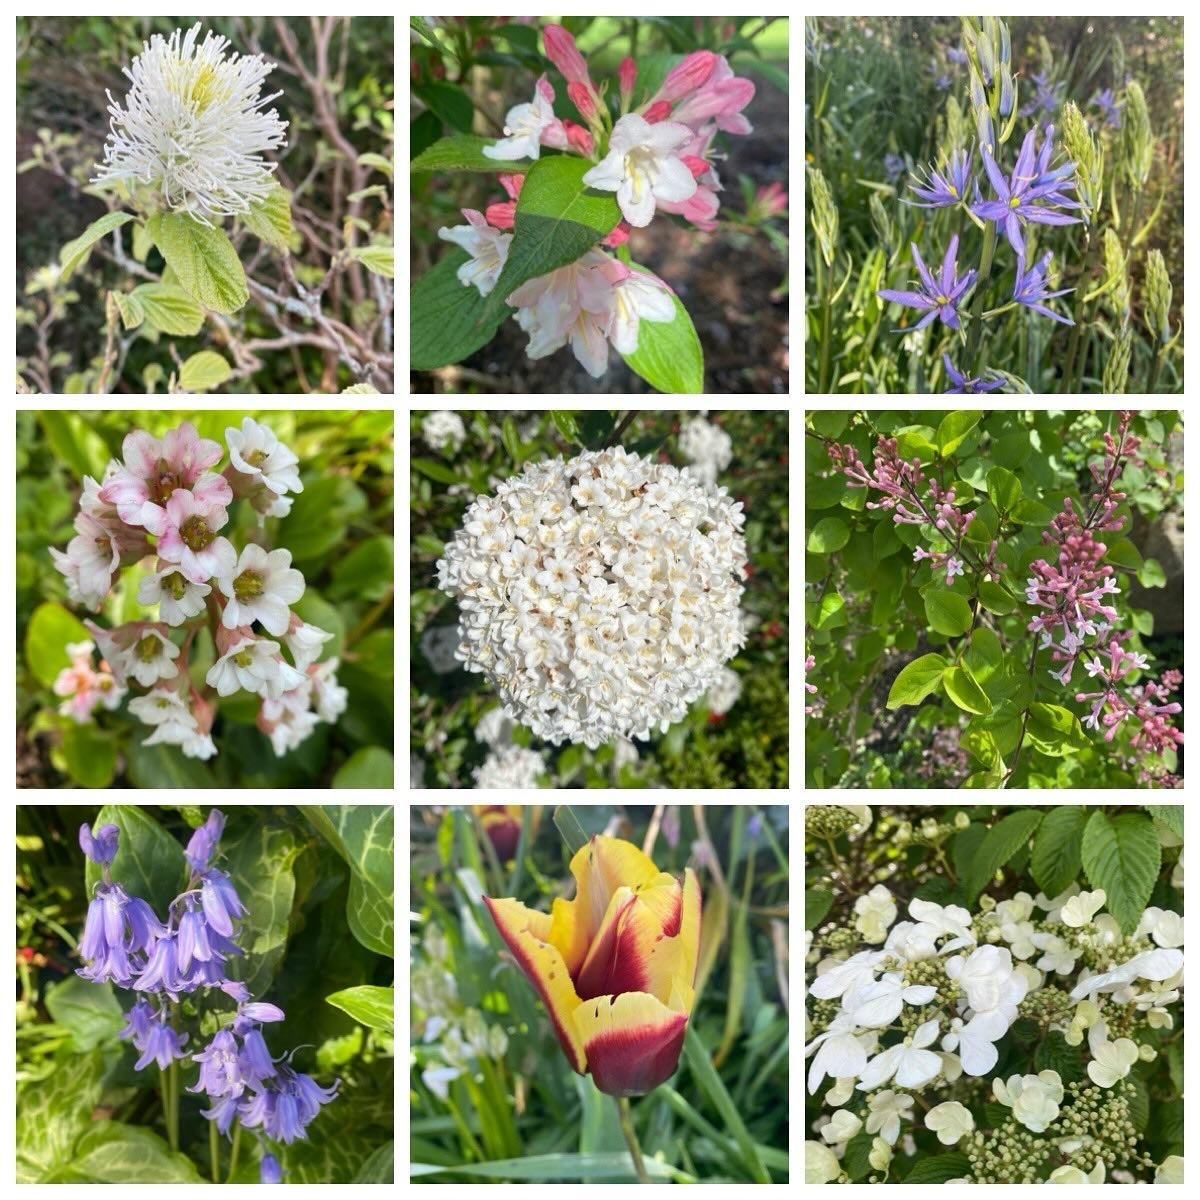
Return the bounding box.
[856,1018,942,1090]
[226,418,303,496]
[925,1100,975,1146]
[217,543,305,636]
[138,565,211,626]
[992,1070,1064,1133]
[92,24,288,224]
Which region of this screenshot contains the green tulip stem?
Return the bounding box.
[616,1095,650,1185]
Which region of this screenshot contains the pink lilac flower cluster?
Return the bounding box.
[804,653,819,715]
[1074,642,1183,754]
[915,724,972,784]
[49,419,346,760]
[437,23,756,377]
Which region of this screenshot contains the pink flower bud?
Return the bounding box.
[498,173,525,201]
[485,201,517,230]
[653,50,717,105]
[680,155,710,179]
[543,23,591,86]
[535,72,556,104]
[563,120,594,156]
[643,101,672,124]
[601,221,632,247]
[618,56,636,100]
[567,81,596,119]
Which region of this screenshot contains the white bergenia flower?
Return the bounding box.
[471,745,545,790]
[1049,1161,1105,1183]
[308,658,348,722]
[864,1089,915,1146]
[925,1100,975,1146]
[1069,947,1184,1001]
[805,1142,841,1184]
[206,635,305,699]
[125,628,181,687]
[992,1070,1064,1133]
[582,113,698,227]
[217,543,304,636]
[1136,906,1184,948]
[1060,888,1107,928]
[854,884,898,944]
[422,410,466,455]
[857,1018,942,1090]
[92,24,287,224]
[138,566,211,625]
[283,620,334,671]
[226,418,303,496]
[438,209,513,297]
[819,1109,863,1146]
[128,688,190,727]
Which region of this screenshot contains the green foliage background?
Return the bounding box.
[411,410,788,789]
[16,409,394,789]
[16,804,394,1184]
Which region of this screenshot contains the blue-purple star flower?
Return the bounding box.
[1013,251,1075,325]
[972,126,1082,257]
[878,235,977,331]
[906,148,973,208]
[942,353,1005,394]
[882,152,906,184]
[1091,88,1122,128]
[1021,70,1064,118]
[946,45,968,66]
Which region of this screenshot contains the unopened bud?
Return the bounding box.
[643,100,672,124]
[869,192,893,253]
[1138,1043,1156,1062]
[484,201,516,230]
[955,811,970,830]
[807,165,839,269]
[653,50,716,105]
[562,120,595,157]
[1103,327,1133,395]
[567,81,596,120]
[1120,80,1154,189]
[979,895,996,912]
[618,56,636,102]
[1142,248,1172,343]
[543,23,591,86]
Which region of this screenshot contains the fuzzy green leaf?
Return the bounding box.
[146,211,248,313]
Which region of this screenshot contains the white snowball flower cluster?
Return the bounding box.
[471,744,545,790]
[436,446,747,748]
[422,410,466,455]
[474,706,516,749]
[704,665,742,716]
[678,415,733,485]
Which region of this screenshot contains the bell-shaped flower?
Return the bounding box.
[79,822,120,866]
[132,1017,190,1070]
[483,75,567,161]
[992,1070,1064,1133]
[483,834,700,1096]
[597,259,676,355]
[200,867,248,938]
[206,631,306,700]
[925,1100,975,1145]
[856,1018,942,1090]
[582,113,698,228]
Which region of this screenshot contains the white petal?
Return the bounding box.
[856,1047,900,1090]
[652,155,699,203]
[582,152,625,191]
[894,1048,942,1088]
[911,1018,940,1048]
[901,985,937,1005]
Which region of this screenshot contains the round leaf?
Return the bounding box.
[924,588,972,636]
[942,664,993,715]
[807,516,850,554]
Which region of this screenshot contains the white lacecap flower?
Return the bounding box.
[436,447,747,748]
[819,1108,862,1146]
[805,1141,841,1184]
[1086,1020,1140,1088]
[471,745,545,790]
[422,411,466,454]
[925,1100,974,1146]
[1154,1155,1184,1184]
[856,1018,941,1090]
[854,884,898,944]
[1060,888,1107,928]
[1069,947,1184,1002]
[92,24,287,224]
[864,1089,914,1146]
[678,416,733,486]
[1136,906,1184,948]
[868,1136,893,1172]
[992,1070,1063,1133]
[1048,1161,1105,1184]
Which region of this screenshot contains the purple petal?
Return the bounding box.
[878,289,933,309]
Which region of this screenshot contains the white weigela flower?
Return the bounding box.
[436,447,747,748]
[864,1089,915,1146]
[483,82,561,161]
[217,543,304,636]
[471,745,545,790]
[925,1100,975,1146]
[438,209,513,297]
[92,24,287,224]
[226,418,303,497]
[992,1070,1064,1133]
[138,565,211,626]
[854,884,898,944]
[1060,888,1107,928]
[820,1109,862,1146]
[857,1018,942,1090]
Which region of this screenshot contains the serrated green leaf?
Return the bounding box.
[1030,805,1088,898]
[146,211,248,313]
[1143,805,1183,839]
[411,248,511,371]
[621,274,704,394]
[842,1129,874,1181]
[113,290,145,330]
[902,1153,970,1184]
[965,809,1044,901]
[943,665,993,715]
[178,349,232,392]
[350,243,394,277]
[1081,810,1161,935]
[60,212,134,282]
[936,410,981,456]
[130,283,204,336]
[1033,1030,1085,1084]
[886,652,948,708]
[240,182,293,248]
[805,888,834,930]
[925,588,972,636]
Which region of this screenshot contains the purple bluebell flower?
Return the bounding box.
[190,1028,249,1097]
[177,905,214,973]
[125,895,167,954]
[79,822,120,866]
[239,1027,278,1081]
[942,353,1005,394]
[1091,88,1122,128]
[240,1002,286,1024]
[133,1018,190,1071]
[260,1154,283,1184]
[219,979,252,1003]
[906,148,973,208]
[134,932,185,997]
[878,235,977,332]
[200,868,247,938]
[119,998,157,1045]
[239,1064,339,1144]
[202,1093,242,1135]
[184,809,226,873]
[1013,251,1075,325]
[972,127,1082,257]
[78,883,158,985]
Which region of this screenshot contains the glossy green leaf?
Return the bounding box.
[124,739,218,789]
[1011,497,1054,525]
[1030,805,1088,898]
[622,284,704,394]
[936,410,981,456]
[924,588,972,636]
[807,516,850,553]
[62,723,116,788]
[301,806,394,957]
[84,805,187,916]
[550,410,581,443]
[25,602,90,687]
[1025,702,1089,757]
[146,212,248,313]
[60,212,134,282]
[43,976,125,1051]
[978,580,1016,614]
[943,665,993,715]
[886,652,947,708]
[961,725,1000,767]
[410,247,512,371]
[1081,810,1161,935]
[333,747,395,789]
[410,134,530,173]
[1138,557,1166,587]
[986,464,1022,512]
[325,984,394,1033]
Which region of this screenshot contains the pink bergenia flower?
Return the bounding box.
[438,208,513,297]
[155,488,237,585]
[217,544,305,637]
[49,511,122,610]
[99,422,227,528]
[581,113,698,228]
[225,418,303,499]
[53,640,127,722]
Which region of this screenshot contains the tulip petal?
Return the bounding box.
[573,991,688,1096]
[569,835,662,943]
[548,895,590,974]
[483,895,586,1073]
[678,867,701,987]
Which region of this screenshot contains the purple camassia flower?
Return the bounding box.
[942,352,1004,394]
[200,868,247,938]
[260,1154,283,1184]
[239,1064,340,1144]
[1021,70,1064,118]
[906,148,973,208]
[184,809,226,873]
[929,62,951,90]
[1013,251,1075,324]
[878,235,977,331]
[79,822,120,866]
[882,152,906,184]
[946,45,968,66]
[1091,88,1122,128]
[973,126,1082,257]
[78,883,165,985]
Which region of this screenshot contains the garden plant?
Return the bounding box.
[16,17,394,394]
[412,409,788,789]
[804,409,1183,788]
[805,16,1182,393]
[17,409,394,789]
[412,803,789,1182]
[805,803,1183,1184]
[16,804,394,1183]
[411,17,788,394]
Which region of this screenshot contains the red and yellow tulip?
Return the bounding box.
[484,834,701,1096]
[472,805,532,861]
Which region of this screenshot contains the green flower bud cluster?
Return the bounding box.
[805,804,858,839]
[1017,984,1073,1027]
[821,925,861,952]
[1060,100,1104,219]
[808,996,842,1030]
[1103,327,1133,395]
[807,166,839,269]
[1119,80,1154,189]
[943,94,968,157]
[1142,248,1173,343]
[1058,1080,1154,1175]
[962,1118,1048,1183]
[869,193,894,257]
[1102,227,1131,323]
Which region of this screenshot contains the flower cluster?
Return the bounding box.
[53,639,127,722]
[77,812,338,1155]
[471,744,547,790]
[49,418,345,760]
[436,446,747,749]
[422,410,466,455]
[806,855,1184,1184]
[678,415,733,486]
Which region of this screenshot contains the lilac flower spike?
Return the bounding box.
[80,822,120,866]
[1013,251,1075,325]
[906,148,973,209]
[973,127,1082,258]
[942,353,1004,394]
[878,235,977,331]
